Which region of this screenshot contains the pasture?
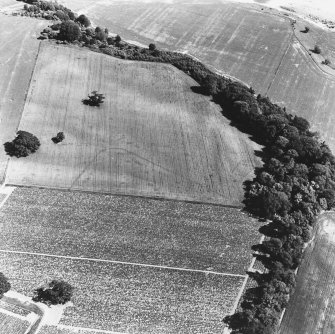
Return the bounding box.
[6,43,261,206]
[279,212,335,334]
[0,15,46,183]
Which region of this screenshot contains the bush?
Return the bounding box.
[33,280,73,305]
[0,272,10,298]
[59,21,81,42]
[322,59,331,65]
[4,131,40,158]
[52,132,65,144]
[82,91,105,106]
[313,45,322,54]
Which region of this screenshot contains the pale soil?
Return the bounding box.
[279,212,335,334]
[0,15,47,184]
[6,43,261,206]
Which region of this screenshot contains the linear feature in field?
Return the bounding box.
[0,252,245,334]
[0,187,261,275]
[279,212,335,334]
[6,43,261,206]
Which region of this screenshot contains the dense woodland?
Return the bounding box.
[15,1,335,333]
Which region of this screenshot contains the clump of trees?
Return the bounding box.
[82,91,105,107]
[33,280,74,305]
[0,272,11,299]
[52,132,65,144]
[4,131,40,158]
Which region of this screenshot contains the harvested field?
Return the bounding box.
[267,41,335,151]
[75,1,293,91]
[0,187,261,274]
[0,311,30,334]
[0,252,245,334]
[279,212,335,334]
[0,15,46,183]
[6,43,261,206]
[61,1,335,153]
[39,326,116,334]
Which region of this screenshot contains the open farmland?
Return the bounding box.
[267,41,335,150]
[279,212,335,334]
[6,43,261,206]
[0,252,245,334]
[0,187,261,274]
[72,1,293,91]
[0,311,30,334]
[60,0,335,153]
[0,15,46,183]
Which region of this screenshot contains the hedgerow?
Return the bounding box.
[20,1,335,332]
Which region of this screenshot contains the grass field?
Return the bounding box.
[0,252,245,334]
[279,212,335,334]
[6,43,261,206]
[0,311,30,334]
[0,14,46,183]
[0,187,261,274]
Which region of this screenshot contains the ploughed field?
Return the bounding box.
[0,187,262,333]
[0,15,46,183]
[6,43,261,206]
[63,0,335,152]
[279,212,335,334]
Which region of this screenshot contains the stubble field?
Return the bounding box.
[279,212,335,334]
[6,43,261,206]
[0,15,46,183]
[60,0,335,152]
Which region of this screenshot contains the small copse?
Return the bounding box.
[4,131,40,158]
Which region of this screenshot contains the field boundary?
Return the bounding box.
[0,249,247,278]
[5,183,244,209]
[57,324,126,334]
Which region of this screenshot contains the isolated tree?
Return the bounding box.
[82,91,105,106]
[302,26,310,33]
[52,132,65,144]
[59,21,81,42]
[0,272,10,298]
[33,280,73,305]
[149,43,156,51]
[4,131,40,158]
